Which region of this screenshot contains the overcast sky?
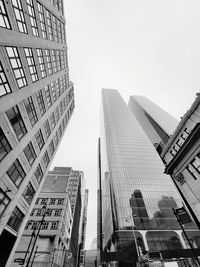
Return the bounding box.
[51,0,200,248]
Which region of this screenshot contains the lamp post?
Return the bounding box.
[25,205,48,267]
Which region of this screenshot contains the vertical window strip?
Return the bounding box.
[46,10,53,40]
[51,82,57,102]
[37,2,46,39]
[24,96,38,126]
[44,85,52,108]
[11,0,27,33]
[52,15,58,42]
[56,50,61,71]
[26,0,39,36]
[44,119,51,138]
[36,49,46,78]
[42,150,50,168]
[35,129,44,150]
[6,46,27,88]
[0,62,11,96]
[52,50,57,72]
[24,48,38,82]
[36,89,46,116]
[55,78,61,97]
[45,49,53,75]
[0,0,11,29]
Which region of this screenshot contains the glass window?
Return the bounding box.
[0,189,10,217]
[41,198,47,205]
[60,50,64,69]
[54,131,59,145]
[55,78,61,97]
[57,198,64,205]
[42,151,50,168]
[44,85,52,108]
[0,0,11,29]
[61,23,65,44]
[36,89,46,116]
[6,46,27,88]
[36,49,46,78]
[57,19,61,43]
[35,129,44,150]
[59,76,64,94]
[50,198,56,205]
[37,2,46,39]
[7,206,24,231]
[49,140,55,156]
[24,48,38,82]
[23,182,35,204]
[24,96,38,126]
[24,141,36,166]
[51,82,57,102]
[0,127,12,162]
[46,9,53,40]
[51,50,57,72]
[7,159,26,187]
[31,221,39,229]
[34,164,43,183]
[11,0,27,33]
[54,209,62,216]
[45,49,53,75]
[55,107,59,122]
[59,101,63,116]
[58,124,62,138]
[50,112,56,129]
[0,62,11,97]
[26,0,39,36]
[56,50,61,71]
[52,15,58,42]
[51,221,58,230]
[41,221,49,229]
[6,106,27,140]
[44,119,51,138]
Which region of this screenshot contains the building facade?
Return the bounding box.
[98,89,199,267]
[162,92,200,228]
[0,1,74,266]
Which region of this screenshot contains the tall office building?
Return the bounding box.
[0,1,74,266]
[128,96,178,154]
[98,89,198,267]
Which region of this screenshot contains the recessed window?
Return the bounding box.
[54,209,62,216]
[0,0,11,29]
[24,48,38,82]
[57,198,64,205]
[49,140,55,156]
[0,189,10,217]
[7,206,24,232]
[51,50,57,72]
[57,19,62,43]
[51,221,58,230]
[59,76,64,94]
[51,82,57,102]
[0,62,11,97]
[26,0,39,36]
[36,89,46,116]
[50,112,56,129]
[61,23,66,44]
[45,49,53,75]
[24,141,36,166]
[56,50,61,71]
[34,164,43,183]
[58,124,62,138]
[52,15,58,42]
[42,151,50,168]
[59,101,63,116]
[6,106,27,140]
[35,129,44,150]
[12,0,27,33]
[46,10,53,41]
[50,198,56,205]
[60,50,64,69]
[41,221,49,229]
[54,131,59,145]
[186,165,198,180]
[0,127,12,162]
[55,78,61,97]
[44,85,52,108]
[55,107,59,122]
[24,96,38,126]
[37,2,47,39]
[44,119,51,138]
[6,46,27,88]
[7,159,26,187]
[23,182,35,204]
[36,49,46,78]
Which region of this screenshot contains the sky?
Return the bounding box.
[51,0,200,248]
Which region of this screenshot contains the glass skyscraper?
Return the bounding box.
[98,89,198,267]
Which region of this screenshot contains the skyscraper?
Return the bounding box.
[0,1,74,266]
[98,89,198,267]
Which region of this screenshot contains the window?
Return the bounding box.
[176,138,184,147]
[46,10,53,40]
[23,182,35,204]
[187,165,198,180]
[42,151,50,168]
[52,15,58,42]
[55,78,61,97]
[6,46,27,88]
[58,124,62,138]
[50,112,56,129]
[55,107,59,122]
[30,209,35,216]
[34,164,43,183]
[0,62,11,97]
[7,159,26,187]
[35,129,44,150]
[45,49,53,75]
[62,119,65,132]
[191,156,200,173]
[0,189,10,217]
[61,23,65,44]
[59,101,63,116]
[37,2,46,39]
[54,209,62,216]
[60,50,64,69]
[36,90,46,116]
[57,19,61,43]
[41,198,48,205]
[54,131,59,145]
[31,221,39,230]
[24,142,36,166]
[49,140,55,156]
[59,76,64,94]
[57,198,64,205]
[26,0,39,36]
[6,106,27,140]
[51,82,57,102]
[50,198,56,205]
[36,49,46,78]
[0,127,12,162]
[44,119,51,138]
[51,221,58,230]
[0,1,11,29]
[44,85,52,108]
[12,0,27,33]
[47,209,52,216]
[42,221,49,229]
[51,50,57,72]
[56,50,61,71]
[24,97,38,126]
[7,207,24,231]
[24,48,38,82]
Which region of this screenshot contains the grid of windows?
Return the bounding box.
[23,182,35,204]
[34,164,43,183]
[6,106,27,140]
[51,82,57,102]
[0,0,11,29]
[44,119,51,138]
[7,207,24,232]
[0,127,11,162]
[26,0,39,37]
[6,46,27,88]
[7,159,26,187]
[24,96,38,126]
[46,10,53,40]
[0,62,11,97]
[36,89,46,116]
[59,76,64,94]
[24,48,38,82]
[35,129,44,150]
[37,2,47,39]
[55,78,61,97]
[51,221,59,230]
[60,50,64,69]
[42,151,50,167]
[37,49,46,78]
[52,15,58,42]
[49,140,55,156]
[54,209,62,216]
[51,50,57,72]
[12,0,27,33]
[41,221,49,229]
[24,141,36,166]
[56,50,61,71]
[45,49,53,75]
[57,19,61,43]
[0,189,10,217]
[44,85,52,108]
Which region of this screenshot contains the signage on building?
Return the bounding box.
[174,207,191,224]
